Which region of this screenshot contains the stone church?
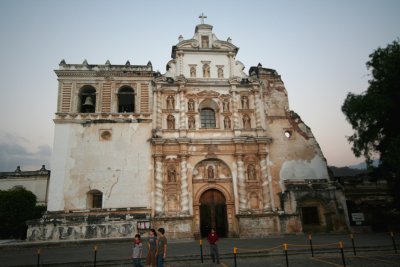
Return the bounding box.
[27,19,348,241]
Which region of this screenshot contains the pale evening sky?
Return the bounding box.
[0,0,399,171]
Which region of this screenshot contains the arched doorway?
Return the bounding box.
[199,189,228,237]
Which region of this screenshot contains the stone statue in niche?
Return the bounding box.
[203,64,210,78]
[167,96,175,109]
[241,96,249,109]
[249,192,259,209]
[188,99,195,111]
[167,165,177,182]
[190,67,196,77]
[188,116,195,129]
[247,164,256,180]
[218,67,224,78]
[243,115,251,130]
[223,100,229,112]
[224,116,231,129]
[207,165,214,179]
[167,115,175,129]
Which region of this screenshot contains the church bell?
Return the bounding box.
[83,96,94,107]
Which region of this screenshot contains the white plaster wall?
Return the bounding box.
[279,155,330,190]
[0,177,48,204]
[49,122,152,211]
[48,124,71,211]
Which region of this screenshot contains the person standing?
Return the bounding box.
[207,228,220,264]
[132,234,143,267]
[145,229,157,267]
[157,228,167,267]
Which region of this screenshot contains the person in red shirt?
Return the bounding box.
[207,228,220,264]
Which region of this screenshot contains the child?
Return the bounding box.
[207,228,220,264]
[132,234,143,267]
[156,228,167,267]
[145,229,157,267]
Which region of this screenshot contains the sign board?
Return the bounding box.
[351,213,365,222]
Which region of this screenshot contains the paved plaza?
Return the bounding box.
[0,233,399,266]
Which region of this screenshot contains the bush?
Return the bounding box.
[0,187,45,239]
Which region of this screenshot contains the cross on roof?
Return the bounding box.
[199,13,207,24]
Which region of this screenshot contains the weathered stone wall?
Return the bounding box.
[27,209,150,241]
[236,214,281,237]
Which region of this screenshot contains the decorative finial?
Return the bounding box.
[147,61,152,67]
[105,60,111,65]
[178,35,183,42]
[59,59,66,66]
[227,37,232,43]
[125,60,130,66]
[15,166,21,172]
[82,59,88,65]
[199,12,207,24]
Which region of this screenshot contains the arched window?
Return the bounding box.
[79,86,96,113]
[200,108,216,128]
[118,86,135,113]
[87,190,103,209]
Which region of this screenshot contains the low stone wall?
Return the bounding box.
[26,209,151,241]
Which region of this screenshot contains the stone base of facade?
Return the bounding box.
[26,208,151,241]
[236,213,302,238]
[152,215,194,240]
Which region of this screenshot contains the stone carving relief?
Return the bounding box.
[192,159,231,180]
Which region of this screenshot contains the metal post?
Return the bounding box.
[93,245,97,267]
[308,234,314,257]
[284,243,289,267]
[233,247,237,267]
[350,233,356,255]
[200,239,204,263]
[390,232,398,254]
[339,241,346,267]
[36,248,41,267]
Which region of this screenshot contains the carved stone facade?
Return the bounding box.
[27,21,348,241]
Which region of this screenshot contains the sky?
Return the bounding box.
[0,0,399,171]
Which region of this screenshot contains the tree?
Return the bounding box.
[0,187,45,239]
[342,40,400,177]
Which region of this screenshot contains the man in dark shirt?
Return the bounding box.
[157,228,167,267]
[207,228,220,264]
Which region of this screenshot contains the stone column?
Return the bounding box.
[253,88,263,129]
[154,156,164,215]
[156,90,162,129]
[259,153,272,211]
[179,87,186,129]
[180,155,190,214]
[236,154,248,212]
[231,87,240,129]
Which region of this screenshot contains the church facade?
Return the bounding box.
[27,21,348,241]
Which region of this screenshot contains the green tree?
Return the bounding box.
[342,40,400,176]
[0,187,45,239]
